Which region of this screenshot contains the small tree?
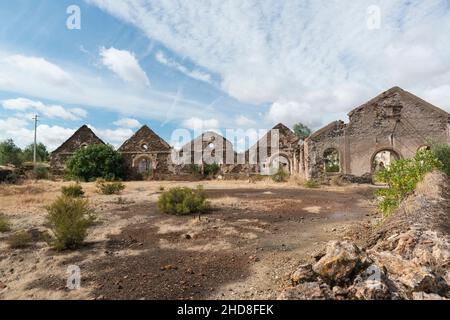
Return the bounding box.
[22,143,49,163]
[293,123,312,141]
[376,150,442,217]
[65,144,126,181]
[0,139,23,166]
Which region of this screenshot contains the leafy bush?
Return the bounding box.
[46,196,96,250]
[375,150,442,217]
[0,139,23,166]
[158,186,210,215]
[8,231,33,249]
[33,164,49,180]
[61,184,85,198]
[22,143,49,163]
[204,163,220,177]
[304,179,320,188]
[431,143,450,178]
[0,215,11,232]
[65,144,126,182]
[272,166,288,183]
[190,164,201,175]
[3,171,20,184]
[96,179,125,195]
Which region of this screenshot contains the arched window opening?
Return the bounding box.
[372,149,400,173]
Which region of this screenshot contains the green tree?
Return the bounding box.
[22,143,49,162]
[65,144,126,181]
[431,143,450,177]
[293,123,312,140]
[0,139,23,166]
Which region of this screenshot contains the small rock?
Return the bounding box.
[312,241,370,285]
[278,282,333,300]
[290,264,316,285]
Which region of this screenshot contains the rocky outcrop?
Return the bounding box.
[279,171,450,300]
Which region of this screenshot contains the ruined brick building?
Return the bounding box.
[51,87,450,180]
[117,125,173,179]
[303,87,450,179]
[50,125,105,174]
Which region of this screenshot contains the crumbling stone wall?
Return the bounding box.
[118,125,173,179]
[50,125,105,173]
[304,87,450,179]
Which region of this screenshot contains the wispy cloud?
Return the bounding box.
[155,51,213,84]
[88,0,450,127]
[2,98,87,121]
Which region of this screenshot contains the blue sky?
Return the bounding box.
[1,0,450,150]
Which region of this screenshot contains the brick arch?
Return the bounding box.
[370,148,402,173]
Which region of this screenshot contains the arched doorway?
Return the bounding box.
[323,148,340,173]
[371,149,400,173]
[268,153,291,175]
[136,157,153,174]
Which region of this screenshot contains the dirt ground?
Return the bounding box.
[0,179,380,300]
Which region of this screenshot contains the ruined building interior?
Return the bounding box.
[51,87,450,180]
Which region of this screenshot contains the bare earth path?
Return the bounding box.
[0,180,379,300]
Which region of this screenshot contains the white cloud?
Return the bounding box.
[87,125,134,148]
[0,50,228,126]
[2,98,87,121]
[182,117,219,131]
[155,51,213,84]
[100,47,150,86]
[0,117,76,150]
[113,117,142,128]
[88,0,450,127]
[266,101,323,129]
[3,54,72,86]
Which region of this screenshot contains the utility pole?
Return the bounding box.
[32,115,39,166]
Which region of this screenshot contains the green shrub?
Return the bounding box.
[375,150,442,217]
[46,196,96,250]
[3,171,20,184]
[0,215,11,232]
[304,179,320,188]
[0,139,23,166]
[204,163,220,177]
[96,179,125,195]
[8,231,33,249]
[33,164,49,180]
[61,184,85,198]
[158,186,210,215]
[431,143,450,178]
[190,164,201,175]
[65,144,126,182]
[272,166,289,183]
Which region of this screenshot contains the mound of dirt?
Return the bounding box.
[280,171,450,300]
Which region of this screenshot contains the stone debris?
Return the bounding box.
[279,171,450,300]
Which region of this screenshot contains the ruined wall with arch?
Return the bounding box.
[303,87,450,179]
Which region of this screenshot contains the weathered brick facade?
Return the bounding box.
[304,87,450,179]
[50,87,450,181]
[50,125,105,173]
[118,125,173,179]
